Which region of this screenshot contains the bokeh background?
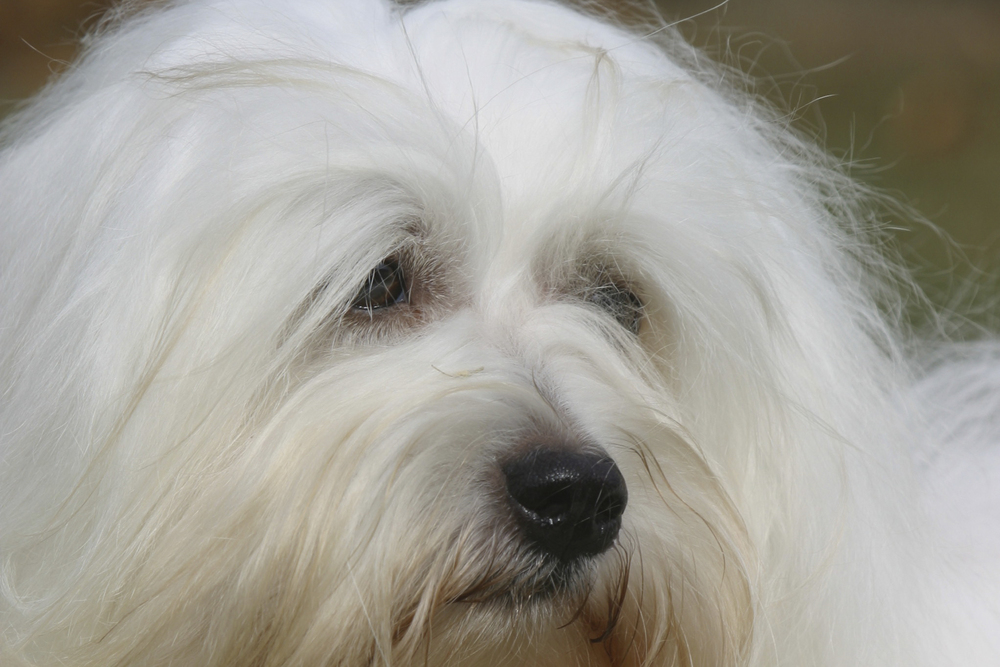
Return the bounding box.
[2,0,999,303]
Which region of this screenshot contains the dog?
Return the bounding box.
[1,0,999,665]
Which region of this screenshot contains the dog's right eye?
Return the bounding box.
[351,258,408,312]
[587,282,643,335]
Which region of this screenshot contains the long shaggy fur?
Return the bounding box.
[1,0,999,665]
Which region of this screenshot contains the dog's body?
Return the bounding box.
[1,0,999,665]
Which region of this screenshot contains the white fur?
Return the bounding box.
[1,0,998,665]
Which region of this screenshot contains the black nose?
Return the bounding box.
[502,447,627,562]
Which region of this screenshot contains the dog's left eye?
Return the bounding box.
[588,283,643,335]
[351,258,408,312]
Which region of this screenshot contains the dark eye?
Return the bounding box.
[587,283,643,335]
[351,257,408,312]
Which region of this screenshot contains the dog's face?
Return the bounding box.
[0,0,900,665]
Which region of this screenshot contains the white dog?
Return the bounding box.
[1,0,998,665]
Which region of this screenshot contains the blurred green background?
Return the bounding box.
[2,0,999,297]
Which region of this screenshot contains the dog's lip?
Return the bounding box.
[452,555,588,605]
[449,517,600,606]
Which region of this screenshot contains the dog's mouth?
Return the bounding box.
[383,440,632,656]
[384,530,632,665]
[434,505,632,638]
[438,533,633,650]
[452,546,595,605]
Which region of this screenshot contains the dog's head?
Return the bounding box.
[0,0,905,665]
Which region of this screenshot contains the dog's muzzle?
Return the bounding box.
[502,446,627,562]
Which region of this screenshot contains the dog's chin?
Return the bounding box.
[431,550,634,664]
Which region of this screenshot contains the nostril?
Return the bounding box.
[519,483,574,522]
[502,446,627,562]
[596,490,625,521]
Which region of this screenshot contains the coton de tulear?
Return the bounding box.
[1,0,999,665]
